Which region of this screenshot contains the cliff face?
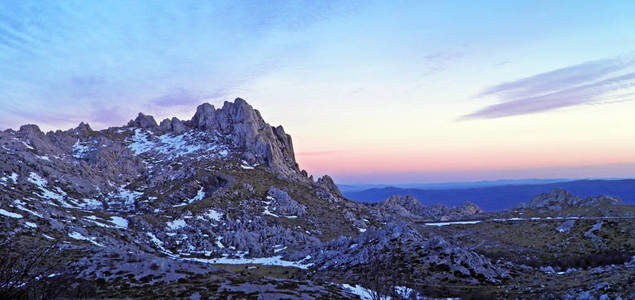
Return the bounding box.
[188,98,298,177]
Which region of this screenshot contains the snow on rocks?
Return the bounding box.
[557,219,576,233]
[9,173,18,184]
[167,219,187,230]
[27,172,47,187]
[14,201,43,218]
[108,187,143,210]
[110,216,128,229]
[68,231,103,247]
[216,236,225,248]
[72,140,90,158]
[0,208,23,219]
[27,172,73,207]
[127,129,231,161]
[25,221,37,228]
[424,220,482,226]
[146,232,175,256]
[0,173,18,185]
[183,255,313,269]
[341,284,375,300]
[240,160,254,169]
[204,209,223,222]
[189,187,205,204]
[265,187,306,217]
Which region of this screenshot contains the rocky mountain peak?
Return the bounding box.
[188,98,298,177]
[74,122,93,135]
[315,175,342,197]
[130,112,158,129]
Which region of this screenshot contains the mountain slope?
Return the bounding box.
[1,98,632,299]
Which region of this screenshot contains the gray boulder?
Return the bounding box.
[267,187,306,216]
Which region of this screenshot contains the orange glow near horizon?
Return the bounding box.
[295,137,635,180]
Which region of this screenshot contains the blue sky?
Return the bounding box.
[1,1,635,183]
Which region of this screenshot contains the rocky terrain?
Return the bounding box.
[1,98,633,299]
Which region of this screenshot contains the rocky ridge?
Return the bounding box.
[0,98,518,298]
[380,194,483,221]
[515,188,625,215]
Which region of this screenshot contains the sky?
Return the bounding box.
[1,1,635,184]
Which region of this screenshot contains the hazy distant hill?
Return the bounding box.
[338,178,571,193]
[342,179,635,211]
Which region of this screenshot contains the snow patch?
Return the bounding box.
[147,232,175,257]
[128,129,231,161]
[240,161,254,169]
[9,173,18,184]
[72,140,90,159]
[204,209,223,222]
[183,255,313,269]
[341,284,375,300]
[215,236,225,248]
[0,208,23,219]
[68,232,103,247]
[424,220,482,226]
[25,222,37,228]
[27,172,47,187]
[110,216,128,229]
[166,219,187,230]
[189,187,205,203]
[21,141,34,150]
[15,203,43,218]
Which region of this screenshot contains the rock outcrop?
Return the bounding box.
[188,98,298,177]
[302,223,508,285]
[516,189,623,212]
[315,175,342,197]
[380,195,483,221]
[130,113,158,129]
[267,187,306,216]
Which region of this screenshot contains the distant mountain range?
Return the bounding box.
[338,178,574,193]
[341,179,635,211]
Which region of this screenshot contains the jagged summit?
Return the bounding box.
[120,98,299,177]
[187,98,298,177]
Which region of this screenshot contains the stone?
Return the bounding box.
[557,220,576,233]
[267,187,306,216]
[130,113,158,128]
[160,117,187,134]
[380,195,482,221]
[189,98,299,177]
[516,189,623,212]
[315,175,342,197]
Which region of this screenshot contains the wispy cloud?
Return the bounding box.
[0,1,361,129]
[462,56,635,119]
[149,88,204,108]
